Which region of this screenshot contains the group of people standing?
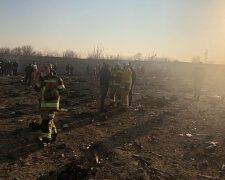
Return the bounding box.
[24,62,57,86]
[30,61,136,146]
[0,60,18,76]
[99,62,136,112]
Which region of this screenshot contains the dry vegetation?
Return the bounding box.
[0,63,225,179]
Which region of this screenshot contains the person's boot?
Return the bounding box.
[37,137,51,147]
[51,133,57,142]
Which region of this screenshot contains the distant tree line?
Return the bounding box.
[0,45,80,58]
[0,45,179,62]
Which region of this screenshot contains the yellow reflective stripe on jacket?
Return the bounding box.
[41,102,59,108]
[57,85,65,90]
[41,132,51,138]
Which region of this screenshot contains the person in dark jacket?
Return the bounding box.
[0,61,4,76]
[86,65,90,75]
[99,63,111,112]
[25,64,34,86]
[12,61,18,76]
[49,63,57,76]
[129,63,136,106]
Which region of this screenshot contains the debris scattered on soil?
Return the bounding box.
[63,124,69,128]
[186,133,192,137]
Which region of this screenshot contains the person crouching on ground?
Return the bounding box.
[34,64,65,147]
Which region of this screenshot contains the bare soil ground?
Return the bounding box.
[0,72,225,180]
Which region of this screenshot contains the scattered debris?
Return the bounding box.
[149,151,163,158]
[18,119,23,122]
[147,135,159,143]
[179,134,184,136]
[134,104,144,112]
[60,108,68,112]
[86,145,91,149]
[132,154,140,158]
[63,124,69,128]
[61,153,65,158]
[205,144,216,150]
[205,141,218,149]
[94,150,100,164]
[202,160,209,166]
[221,164,225,171]
[148,112,155,117]
[132,154,175,179]
[197,174,214,179]
[186,133,192,137]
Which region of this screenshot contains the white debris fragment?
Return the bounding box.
[63,124,69,128]
[221,164,225,171]
[186,133,192,137]
[205,141,218,149]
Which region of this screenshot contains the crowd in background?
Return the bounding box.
[0,60,18,76]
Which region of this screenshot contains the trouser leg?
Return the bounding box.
[194,83,201,100]
[129,86,133,106]
[116,87,122,106]
[121,89,129,108]
[100,86,108,110]
[27,74,32,86]
[100,88,106,110]
[40,111,56,141]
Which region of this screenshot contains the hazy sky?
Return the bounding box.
[0,0,225,62]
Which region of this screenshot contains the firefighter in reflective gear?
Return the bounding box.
[34,64,65,146]
[120,63,132,109]
[109,64,122,106]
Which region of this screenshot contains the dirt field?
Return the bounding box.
[0,70,225,180]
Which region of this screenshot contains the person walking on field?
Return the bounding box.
[120,61,132,110]
[32,62,38,81]
[128,62,136,106]
[12,61,18,76]
[92,67,97,80]
[109,64,122,107]
[25,64,34,86]
[34,64,65,147]
[99,63,111,112]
